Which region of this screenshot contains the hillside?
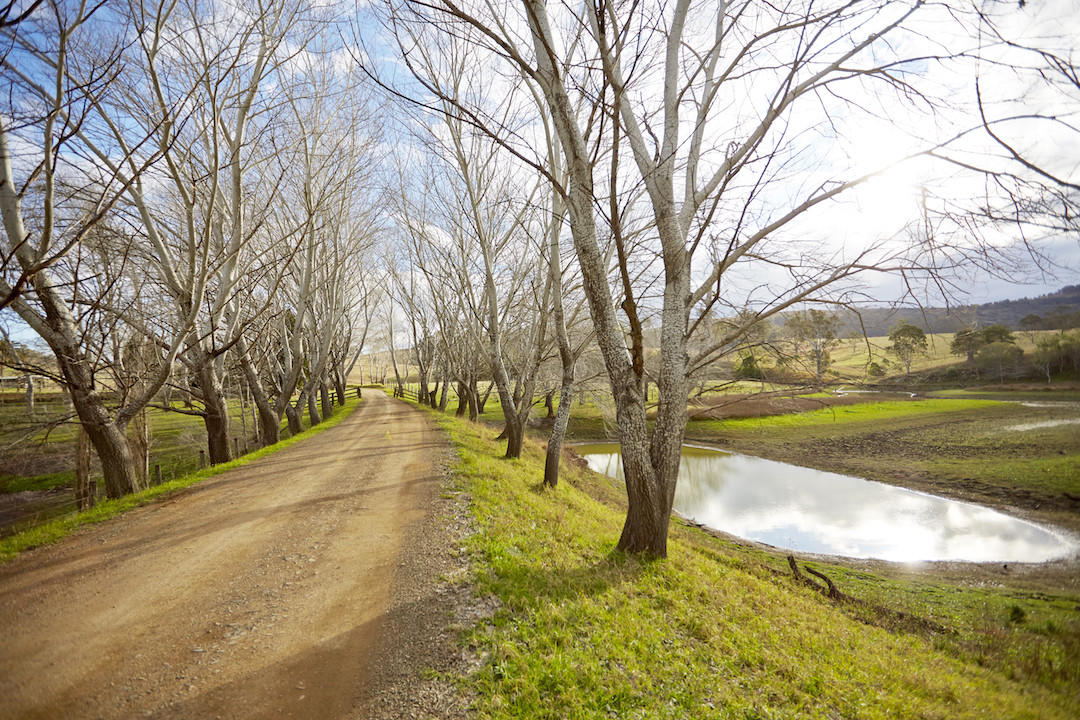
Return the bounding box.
[824,285,1080,337]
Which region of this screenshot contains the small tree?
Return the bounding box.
[951,324,1015,365]
[888,323,928,377]
[1019,314,1043,344]
[976,342,1023,384]
[950,327,984,363]
[785,310,840,385]
[1033,336,1060,383]
[980,324,1015,345]
[734,353,764,381]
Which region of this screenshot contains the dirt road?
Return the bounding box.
[0,392,453,719]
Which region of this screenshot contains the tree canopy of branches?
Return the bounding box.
[376,0,1075,555]
[1,0,381,499]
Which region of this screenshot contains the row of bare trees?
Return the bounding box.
[1,1,381,500]
[373,0,1079,556]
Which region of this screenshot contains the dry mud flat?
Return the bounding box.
[0,392,466,719]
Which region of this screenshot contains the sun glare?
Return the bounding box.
[844,124,926,237]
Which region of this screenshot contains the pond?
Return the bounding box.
[576,444,1077,563]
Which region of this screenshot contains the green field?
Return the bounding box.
[827,329,1057,380]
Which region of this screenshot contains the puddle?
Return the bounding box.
[1003,418,1080,432]
[577,444,1076,563]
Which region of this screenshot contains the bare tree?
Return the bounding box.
[1,1,180,496]
[973,2,1079,228]
[382,0,1057,556]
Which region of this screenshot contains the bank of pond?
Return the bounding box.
[576,443,1077,564]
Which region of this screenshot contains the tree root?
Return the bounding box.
[786,555,949,636]
[787,555,846,601]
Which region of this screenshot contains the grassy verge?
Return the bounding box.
[926,453,1080,496]
[0,397,361,563]
[432,409,1079,719]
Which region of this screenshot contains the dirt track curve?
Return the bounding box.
[0,392,454,719]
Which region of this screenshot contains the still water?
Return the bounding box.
[577,444,1076,563]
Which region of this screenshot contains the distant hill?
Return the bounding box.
[827,285,1080,337]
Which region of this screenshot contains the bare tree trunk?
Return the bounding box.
[307,391,321,426]
[129,408,150,487]
[504,415,525,458]
[333,372,347,407]
[24,375,33,418]
[455,381,467,417]
[239,381,249,444]
[319,379,333,419]
[388,339,404,394]
[63,354,141,498]
[543,379,574,488]
[75,425,95,510]
[90,419,143,498]
[544,390,555,419]
[285,403,303,436]
[477,381,493,414]
[256,399,279,445]
[197,364,231,465]
[237,349,280,446]
[438,373,449,410]
[467,382,479,422]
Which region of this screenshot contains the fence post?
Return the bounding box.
[233,437,240,458]
[154,464,162,486]
[199,450,206,469]
[356,387,362,399]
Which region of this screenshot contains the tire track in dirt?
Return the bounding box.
[0,392,446,719]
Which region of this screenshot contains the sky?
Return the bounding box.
[3,0,1079,353]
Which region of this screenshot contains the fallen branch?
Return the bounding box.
[803,564,845,601]
[786,554,949,635]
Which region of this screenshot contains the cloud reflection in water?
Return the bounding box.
[578,444,1075,562]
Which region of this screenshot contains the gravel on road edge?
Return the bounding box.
[355,443,496,719]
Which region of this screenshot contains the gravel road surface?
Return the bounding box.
[0,391,469,719]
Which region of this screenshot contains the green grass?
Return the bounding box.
[0,396,361,563]
[0,470,72,493]
[926,453,1080,496]
[428,407,1080,719]
[692,398,1004,433]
